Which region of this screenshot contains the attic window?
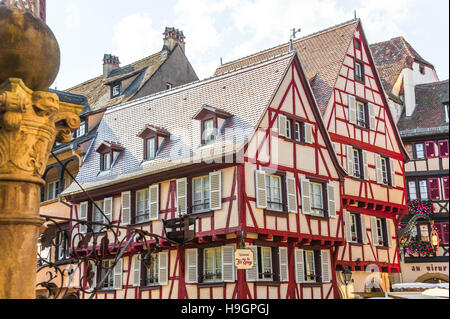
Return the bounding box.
[355,61,364,83]
[137,125,170,161]
[96,142,124,172]
[193,104,232,146]
[354,38,361,50]
[112,84,121,98]
[419,65,425,75]
[166,82,173,90]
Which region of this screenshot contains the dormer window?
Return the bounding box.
[96,141,124,172]
[112,84,121,98]
[166,82,173,90]
[138,125,170,162]
[73,121,86,139]
[203,119,215,145]
[193,104,232,146]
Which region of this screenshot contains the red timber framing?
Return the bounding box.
[322,22,408,276]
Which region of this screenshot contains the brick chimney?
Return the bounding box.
[163,27,185,53]
[103,54,120,78]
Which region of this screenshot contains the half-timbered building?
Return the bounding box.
[62,50,349,299]
[214,19,409,298]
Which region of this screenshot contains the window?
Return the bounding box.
[166,82,172,90]
[353,149,362,178]
[304,250,316,283]
[408,181,418,201]
[355,61,364,82]
[356,101,367,128]
[73,122,86,139]
[112,84,120,97]
[93,200,105,233]
[425,141,436,158]
[203,119,215,145]
[295,122,302,141]
[146,137,156,161]
[376,218,384,246]
[354,38,361,50]
[56,231,70,261]
[203,247,222,283]
[45,180,59,201]
[439,140,449,158]
[265,175,283,211]
[192,176,210,213]
[428,178,440,201]
[286,119,292,139]
[258,247,273,281]
[380,157,389,185]
[419,180,429,200]
[101,260,115,289]
[445,104,449,123]
[415,143,425,159]
[419,65,425,75]
[419,224,430,242]
[136,189,150,223]
[101,152,112,171]
[350,213,359,243]
[143,254,160,286]
[310,182,324,217]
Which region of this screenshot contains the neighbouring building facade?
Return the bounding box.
[214,19,409,298]
[37,27,199,298]
[371,38,449,285]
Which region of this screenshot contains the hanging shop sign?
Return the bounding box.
[235,249,254,270]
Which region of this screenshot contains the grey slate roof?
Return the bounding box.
[62,52,294,195]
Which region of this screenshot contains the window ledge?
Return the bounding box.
[301,283,323,288]
[376,246,390,250]
[349,242,364,247]
[139,285,162,291]
[255,281,281,287]
[198,282,226,288]
[96,289,116,294]
[264,209,289,218]
[191,211,214,218]
[307,215,329,221]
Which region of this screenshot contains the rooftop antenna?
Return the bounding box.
[290,27,301,51]
[354,10,358,20]
[220,57,223,65]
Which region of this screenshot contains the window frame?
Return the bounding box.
[145,137,156,161]
[55,230,70,262]
[354,60,365,83]
[192,175,211,214]
[111,84,121,98]
[45,179,59,202]
[304,250,317,283]
[414,143,425,159]
[380,157,389,185]
[265,174,284,212]
[203,247,223,283]
[356,100,368,128]
[310,182,324,217]
[376,218,385,246]
[101,152,112,172]
[100,259,115,290]
[202,118,216,145]
[349,213,360,244]
[135,188,150,224]
[419,180,429,201]
[142,253,160,287]
[257,246,273,281]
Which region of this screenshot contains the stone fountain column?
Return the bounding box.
[0,5,83,299]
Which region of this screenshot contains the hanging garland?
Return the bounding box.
[404,239,436,257]
[408,200,434,217]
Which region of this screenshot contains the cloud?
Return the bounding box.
[112,13,161,65]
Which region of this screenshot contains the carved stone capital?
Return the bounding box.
[0,78,83,185]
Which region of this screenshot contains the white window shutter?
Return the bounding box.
[375,154,382,184]
[346,145,354,177]
[121,191,131,225]
[176,178,187,215]
[246,246,259,282]
[278,114,287,137]
[321,250,331,283]
[348,95,357,124]
[360,215,368,244]
[79,201,88,233]
[305,123,313,144]
[370,216,378,246]
[300,179,311,215]
[222,246,235,283]
[113,258,123,290]
[209,171,222,210]
[390,158,396,187]
[386,219,392,248]
[279,247,289,282]
[89,260,97,289]
[133,254,141,287]
[294,248,305,284]
[255,170,267,209]
[344,211,352,242]
[369,103,376,130]
[327,184,336,218]
[149,184,159,221]
[363,151,369,181]
[186,248,198,284]
[286,177,298,213]
[104,197,113,225]
[159,252,169,285]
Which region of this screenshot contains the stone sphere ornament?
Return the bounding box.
[0,5,60,91]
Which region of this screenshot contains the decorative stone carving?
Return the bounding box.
[0,78,82,185]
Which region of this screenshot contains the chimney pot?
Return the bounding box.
[163,27,185,53]
[103,54,120,78]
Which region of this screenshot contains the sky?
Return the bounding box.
[46,0,450,91]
